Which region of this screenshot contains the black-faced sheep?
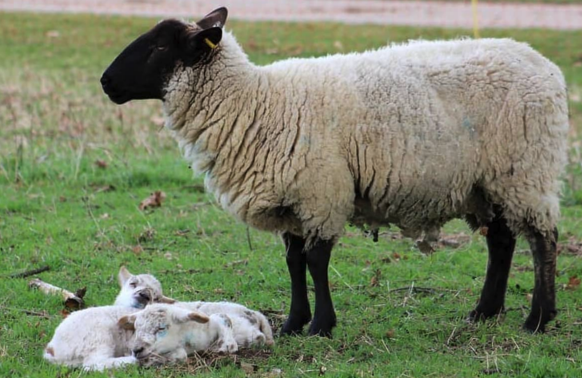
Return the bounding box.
[101,7,569,336]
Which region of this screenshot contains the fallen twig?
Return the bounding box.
[0,306,50,319]
[28,278,86,309]
[389,286,458,294]
[10,265,50,278]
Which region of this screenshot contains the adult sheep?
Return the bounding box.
[101,7,569,337]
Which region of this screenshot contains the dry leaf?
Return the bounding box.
[566,276,581,291]
[392,252,401,261]
[46,30,60,38]
[479,227,489,236]
[60,309,70,318]
[370,269,381,287]
[385,329,395,339]
[95,160,108,169]
[139,191,166,210]
[132,245,143,254]
[526,293,533,303]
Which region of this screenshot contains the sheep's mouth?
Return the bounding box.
[106,92,130,105]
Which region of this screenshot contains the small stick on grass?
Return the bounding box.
[10,265,50,278]
[28,278,86,309]
[246,227,253,251]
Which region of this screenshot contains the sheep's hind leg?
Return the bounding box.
[468,214,516,322]
[523,227,558,333]
[306,238,336,337]
[280,232,312,336]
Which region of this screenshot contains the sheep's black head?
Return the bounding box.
[101,7,227,104]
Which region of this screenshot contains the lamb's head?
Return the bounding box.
[101,7,228,104]
[118,304,210,366]
[114,266,175,308]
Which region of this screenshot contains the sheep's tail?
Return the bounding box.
[257,313,274,345]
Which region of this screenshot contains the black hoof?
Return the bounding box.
[280,314,311,336]
[523,309,556,334]
[307,315,336,338]
[467,307,504,323]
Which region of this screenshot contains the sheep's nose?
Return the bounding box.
[139,292,151,302]
[100,74,111,87]
[133,346,145,356]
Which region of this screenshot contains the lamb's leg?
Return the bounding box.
[280,232,311,335]
[523,227,558,333]
[468,215,516,321]
[306,238,336,337]
[83,355,137,372]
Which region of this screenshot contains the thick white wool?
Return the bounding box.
[165,33,568,242]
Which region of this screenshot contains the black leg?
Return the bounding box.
[306,238,336,337]
[469,215,516,321]
[523,227,558,333]
[280,232,312,336]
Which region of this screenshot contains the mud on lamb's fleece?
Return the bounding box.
[101,7,569,337]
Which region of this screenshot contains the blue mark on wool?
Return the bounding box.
[132,302,145,309]
[462,117,476,137]
[157,328,168,339]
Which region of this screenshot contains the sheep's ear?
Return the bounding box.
[118,315,136,331]
[188,311,210,324]
[118,266,132,287]
[196,7,228,30]
[172,309,209,324]
[188,27,222,53]
[159,295,176,304]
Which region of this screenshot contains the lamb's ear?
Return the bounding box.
[172,309,209,324]
[159,295,176,304]
[187,311,210,324]
[118,266,132,287]
[118,315,136,331]
[188,27,223,53]
[196,7,228,30]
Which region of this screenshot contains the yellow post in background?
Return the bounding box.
[472,0,480,38]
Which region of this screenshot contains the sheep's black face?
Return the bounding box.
[101,7,227,104]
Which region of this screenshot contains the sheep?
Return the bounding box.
[118,303,238,367]
[43,305,139,371]
[44,266,172,371]
[175,301,274,347]
[101,7,569,337]
[114,268,274,346]
[114,266,175,308]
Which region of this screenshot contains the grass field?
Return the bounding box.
[1,11,582,378]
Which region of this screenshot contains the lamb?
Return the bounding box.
[44,266,172,371]
[118,304,238,367]
[114,266,175,308]
[175,301,273,347]
[101,7,569,337]
[43,305,139,371]
[115,268,274,346]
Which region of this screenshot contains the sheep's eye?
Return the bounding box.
[129,282,137,288]
[156,45,168,51]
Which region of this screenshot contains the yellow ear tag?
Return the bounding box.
[204,38,217,49]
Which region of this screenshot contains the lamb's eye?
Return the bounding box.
[156,45,167,51]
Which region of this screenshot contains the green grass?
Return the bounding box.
[1,11,582,378]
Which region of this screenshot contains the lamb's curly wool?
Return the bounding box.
[165,34,568,244]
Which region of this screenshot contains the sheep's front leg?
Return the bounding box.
[306,238,336,337]
[468,215,516,321]
[523,227,558,333]
[280,232,312,335]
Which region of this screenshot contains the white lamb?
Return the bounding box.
[118,304,238,367]
[114,268,274,347]
[101,7,569,336]
[114,266,175,308]
[43,267,172,371]
[176,301,274,347]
